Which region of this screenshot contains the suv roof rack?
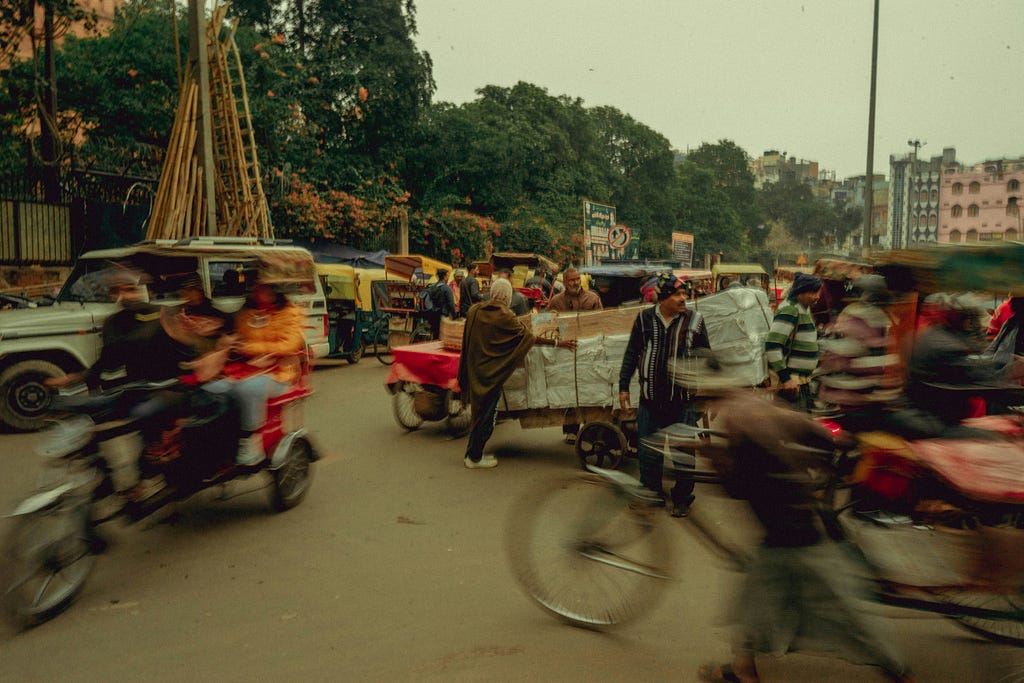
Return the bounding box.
[171,236,293,247]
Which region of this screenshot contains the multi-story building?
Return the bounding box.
[938,157,1024,244]
[750,151,819,189]
[3,0,120,68]
[887,147,955,248]
[841,175,888,250]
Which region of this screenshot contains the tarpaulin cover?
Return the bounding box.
[385,340,461,391]
[908,438,1024,503]
[293,240,389,269]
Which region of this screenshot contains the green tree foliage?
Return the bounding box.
[684,140,765,247]
[56,0,180,175]
[672,161,745,260]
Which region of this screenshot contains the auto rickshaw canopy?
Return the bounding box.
[383,254,454,282]
[813,258,873,282]
[490,252,559,276]
[872,243,1024,296]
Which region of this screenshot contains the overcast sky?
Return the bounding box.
[413,0,1023,180]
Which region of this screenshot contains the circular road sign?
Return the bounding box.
[608,224,632,249]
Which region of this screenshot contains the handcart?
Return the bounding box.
[384,340,472,434]
[383,307,656,470]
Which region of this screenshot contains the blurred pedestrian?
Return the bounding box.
[700,391,916,683]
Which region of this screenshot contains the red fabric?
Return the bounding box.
[385,340,461,391]
[908,439,1024,503]
[988,298,1013,339]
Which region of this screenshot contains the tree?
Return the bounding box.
[55,0,181,176]
[685,139,765,248]
[672,161,745,260]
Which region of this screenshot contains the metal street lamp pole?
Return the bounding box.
[862,0,879,257]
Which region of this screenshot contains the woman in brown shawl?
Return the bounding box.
[457,278,576,468]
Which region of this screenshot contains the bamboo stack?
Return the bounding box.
[146,2,271,240]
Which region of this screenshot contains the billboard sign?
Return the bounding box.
[671,231,694,267]
[583,200,616,265]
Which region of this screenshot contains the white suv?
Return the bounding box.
[0,238,329,431]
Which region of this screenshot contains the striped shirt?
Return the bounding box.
[765,300,818,382]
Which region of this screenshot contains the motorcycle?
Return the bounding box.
[2,374,317,627]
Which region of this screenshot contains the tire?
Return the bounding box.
[575,421,627,470]
[0,360,64,432]
[270,437,314,511]
[373,325,394,366]
[505,474,672,630]
[392,383,425,430]
[2,501,97,627]
[345,342,363,364]
[942,588,1024,645]
[446,391,471,435]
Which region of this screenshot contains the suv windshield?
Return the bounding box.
[59,254,201,303]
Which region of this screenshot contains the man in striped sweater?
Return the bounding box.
[765,272,822,412]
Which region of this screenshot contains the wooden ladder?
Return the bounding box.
[207,7,271,237]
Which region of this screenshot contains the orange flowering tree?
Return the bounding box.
[408,209,500,266]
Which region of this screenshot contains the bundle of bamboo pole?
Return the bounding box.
[146,2,270,240]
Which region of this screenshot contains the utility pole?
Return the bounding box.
[188,0,217,235]
[861,0,879,258]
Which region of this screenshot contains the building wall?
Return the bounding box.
[7,0,120,66]
[938,159,1024,244]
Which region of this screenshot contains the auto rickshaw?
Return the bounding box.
[771,265,810,303]
[580,263,675,308]
[711,263,772,303]
[490,252,560,307]
[317,263,367,363]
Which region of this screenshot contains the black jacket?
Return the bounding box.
[619,305,709,405]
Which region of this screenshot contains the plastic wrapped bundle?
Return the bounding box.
[685,288,773,388]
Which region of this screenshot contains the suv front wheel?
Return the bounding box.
[0,360,63,432]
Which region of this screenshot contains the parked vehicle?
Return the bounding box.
[711,263,771,301]
[0,238,329,432]
[318,263,372,364]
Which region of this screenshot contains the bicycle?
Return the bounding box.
[371,313,433,366]
[504,423,1024,644]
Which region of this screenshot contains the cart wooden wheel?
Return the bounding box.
[575,421,627,470]
[392,382,425,430]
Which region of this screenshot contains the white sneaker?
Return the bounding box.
[464,455,498,469]
[236,435,265,466]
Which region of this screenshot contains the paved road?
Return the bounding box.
[0,358,1021,681]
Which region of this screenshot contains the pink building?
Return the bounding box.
[938,159,1024,243]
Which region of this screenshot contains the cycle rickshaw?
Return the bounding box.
[371,255,454,365]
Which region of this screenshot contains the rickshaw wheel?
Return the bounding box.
[393,383,425,430]
[270,437,314,511]
[373,326,394,365]
[575,421,626,470]
[446,391,471,435]
[346,342,363,364]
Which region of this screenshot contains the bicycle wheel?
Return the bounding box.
[942,588,1024,646]
[373,324,394,365]
[505,473,672,630]
[410,322,433,344]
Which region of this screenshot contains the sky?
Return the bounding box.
[413,0,1023,180]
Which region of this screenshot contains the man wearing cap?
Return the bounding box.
[619,273,710,515]
[766,272,822,411]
